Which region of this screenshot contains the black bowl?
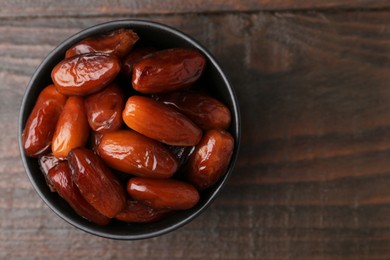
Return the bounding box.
[18,20,241,240]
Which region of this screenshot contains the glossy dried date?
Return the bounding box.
[68,147,126,218]
[127,177,200,210]
[98,130,178,178]
[185,129,234,190]
[121,47,156,79]
[52,53,120,96]
[132,48,206,93]
[48,161,110,225]
[22,85,67,157]
[115,200,170,223]
[65,29,139,58]
[84,83,125,133]
[52,96,90,160]
[155,90,231,130]
[123,95,202,146]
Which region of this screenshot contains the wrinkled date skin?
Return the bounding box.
[38,153,60,191]
[84,83,125,133]
[121,47,156,79]
[39,154,60,175]
[185,129,234,190]
[48,161,110,225]
[65,29,139,58]
[98,130,178,178]
[52,96,90,160]
[132,48,206,94]
[68,147,126,218]
[115,200,170,223]
[22,85,67,157]
[127,177,200,210]
[123,95,202,146]
[52,53,120,96]
[155,90,231,130]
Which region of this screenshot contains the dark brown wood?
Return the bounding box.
[2,2,390,259]
[1,0,390,18]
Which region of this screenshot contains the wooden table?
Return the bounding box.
[2,1,390,259]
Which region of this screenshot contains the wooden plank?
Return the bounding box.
[3,10,390,259]
[1,0,390,18]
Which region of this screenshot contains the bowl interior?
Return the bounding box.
[19,20,240,240]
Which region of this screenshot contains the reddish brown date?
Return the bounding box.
[132,48,206,94]
[52,96,90,160]
[123,95,202,146]
[65,29,139,58]
[185,129,234,190]
[68,147,126,218]
[98,130,178,178]
[52,53,120,96]
[115,200,170,223]
[127,177,200,210]
[155,91,231,130]
[121,47,156,79]
[48,162,110,225]
[84,83,125,133]
[38,153,60,192]
[22,85,67,157]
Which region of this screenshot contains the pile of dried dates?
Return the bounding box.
[22,28,234,225]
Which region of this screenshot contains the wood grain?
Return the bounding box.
[2,6,390,260]
[1,0,390,18]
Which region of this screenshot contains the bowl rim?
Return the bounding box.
[18,19,241,240]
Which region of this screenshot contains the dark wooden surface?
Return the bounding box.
[2,1,390,259]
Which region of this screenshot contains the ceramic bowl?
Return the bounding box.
[18,20,240,240]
